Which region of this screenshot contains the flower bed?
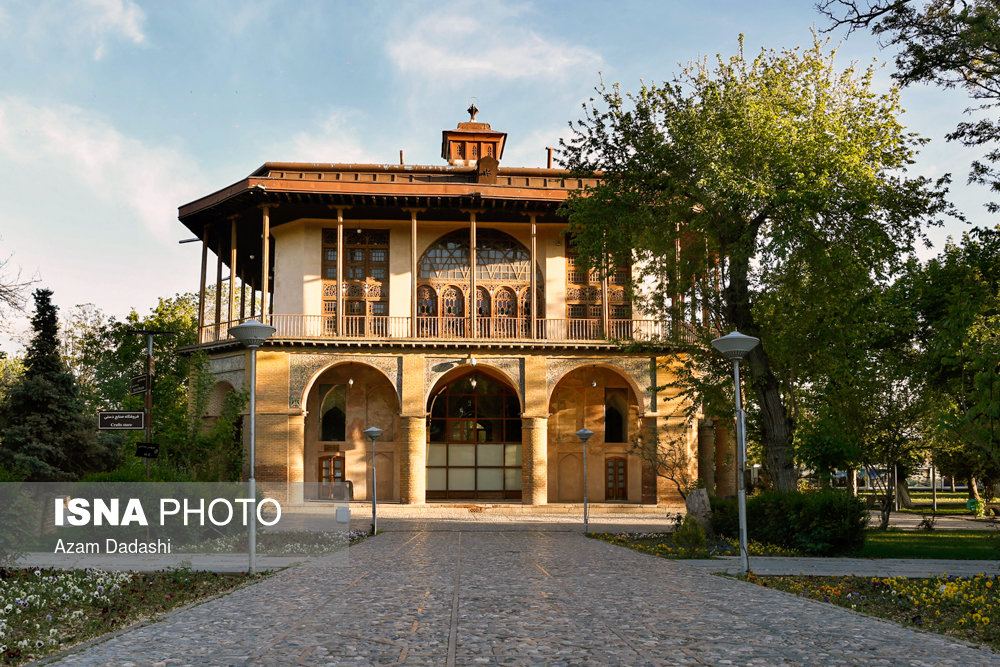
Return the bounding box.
[0,567,259,664]
[748,573,1000,650]
[592,531,800,558]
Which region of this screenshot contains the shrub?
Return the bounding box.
[710,489,868,555]
[709,495,738,537]
[673,515,707,554]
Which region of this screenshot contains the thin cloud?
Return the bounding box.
[0,97,201,242]
[386,6,602,84]
[274,110,383,164]
[17,0,146,60]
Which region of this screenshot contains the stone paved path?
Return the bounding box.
[52,531,999,666]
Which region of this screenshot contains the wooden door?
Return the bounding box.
[319,454,345,499]
[606,456,627,501]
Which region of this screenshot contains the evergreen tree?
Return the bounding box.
[0,289,113,480]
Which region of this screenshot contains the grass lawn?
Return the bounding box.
[596,529,1000,561]
[748,573,1000,652]
[861,530,1000,560]
[591,532,799,558]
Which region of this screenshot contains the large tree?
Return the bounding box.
[820,0,1000,209]
[906,225,1000,498]
[559,38,951,490]
[0,289,114,480]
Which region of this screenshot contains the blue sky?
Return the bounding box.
[0,0,993,352]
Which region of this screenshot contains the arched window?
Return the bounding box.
[476,287,491,317]
[604,388,628,443]
[495,287,516,318]
[417,285,437,316]
[442,285,465,316]
[320,385,347,441]
[418,229,541,286]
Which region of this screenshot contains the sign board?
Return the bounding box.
[129,374,150,396]
[135,442,159,459]
[98,411,145,430]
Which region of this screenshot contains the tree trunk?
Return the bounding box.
[896,477,913,509]
[968,477,981,501]
[848,467,858,497]
[749,347,797,491]
[724,234,797,492]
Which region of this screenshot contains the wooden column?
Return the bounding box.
[336,208,345,336]
[197,225,209,343]
[601,273,609,336]
[228,216,238,324]
[260,205,271,322]
[240,279,247,321]
[467,211,478,336]
[214,236,223,333]
[250,280,257,317]
[411,210,418,337]
[529,214,538,338]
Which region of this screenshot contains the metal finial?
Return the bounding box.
[467,103,479,121]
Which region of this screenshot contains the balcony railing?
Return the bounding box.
[199,315,691,345]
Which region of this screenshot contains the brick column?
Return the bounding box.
[522,417,548,504]
[399,416,426,504]
[714,418,737,498]
[697,418,716,496]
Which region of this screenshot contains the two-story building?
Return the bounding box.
[179,110,735,506]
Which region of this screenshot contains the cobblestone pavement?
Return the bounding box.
[52,531,1000,666]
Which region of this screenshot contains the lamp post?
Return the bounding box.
[363,426,383,536]
[576,428,594,534]
[229,318,275,575]
[710,330,760,576]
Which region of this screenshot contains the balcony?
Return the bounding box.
[198,315,694,347]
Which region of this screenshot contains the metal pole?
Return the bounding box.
[734,359,749,575]
[370,439,378,536]
[583,438,589,535]
[248,348,257,575]
[144,333,153,480]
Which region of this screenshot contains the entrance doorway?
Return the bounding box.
[319,453,351,499]
[426,371,522,500]
[606,456,627,501]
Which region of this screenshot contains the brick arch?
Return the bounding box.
[299,360,399,415]
[425,362,523,413]
[547,362,646,416]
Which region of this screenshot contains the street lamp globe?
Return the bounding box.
[229,319,276,349]
[710,330,760,361]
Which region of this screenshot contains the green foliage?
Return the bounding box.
[67,292,247,481]
[559,36,951,491]
[795,413,862,480]
[908,226,1000,499]
[0,467,33,565]
[673,515,707,554]
[821,0,1000,210]
[0,289,115,480]
[711,489,868,555]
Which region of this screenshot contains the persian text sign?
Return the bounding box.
[98,411,145,430]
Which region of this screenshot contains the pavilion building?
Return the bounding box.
[178,109,736,505]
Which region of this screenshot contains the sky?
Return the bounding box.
[0,0,995,353]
